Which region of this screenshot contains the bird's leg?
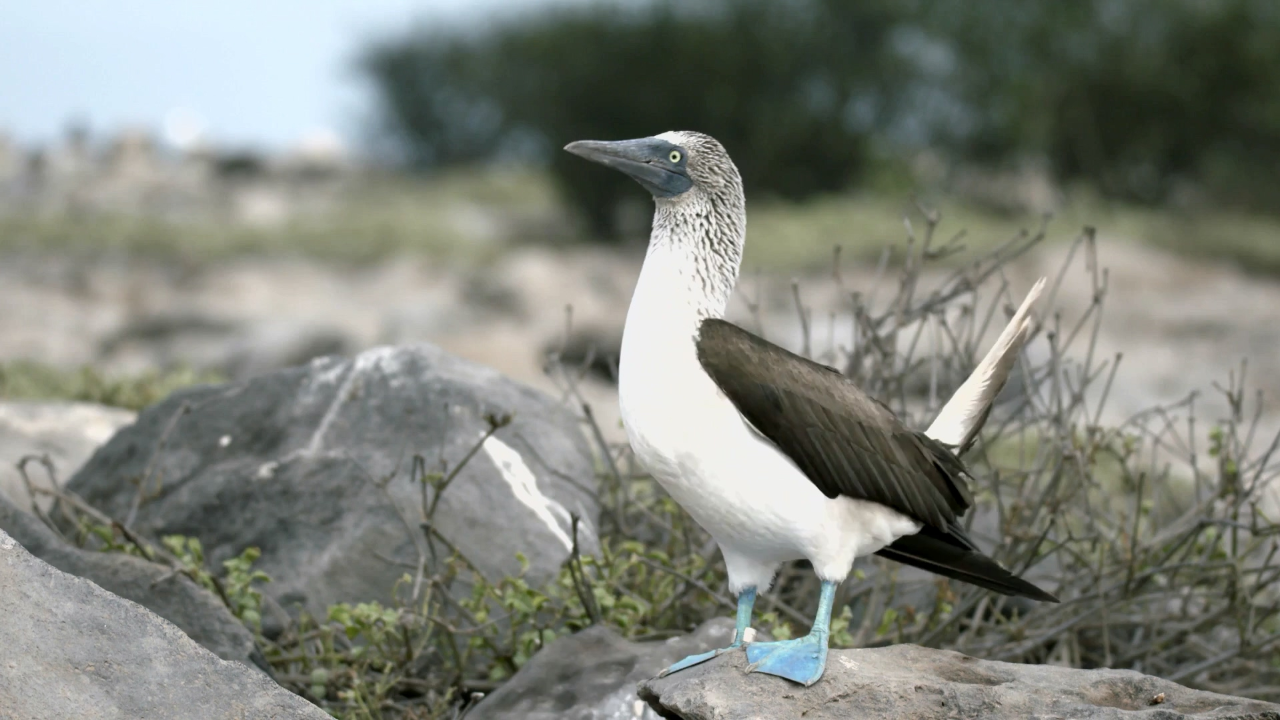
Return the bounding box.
[744,580,836,686]
[657,586,757,677]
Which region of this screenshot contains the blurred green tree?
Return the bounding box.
[924,0,1280,207]
[362,0,910,237]
[361,0,1280,237]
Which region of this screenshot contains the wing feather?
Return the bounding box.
[695,317,1060,603]
[696,318,972,531]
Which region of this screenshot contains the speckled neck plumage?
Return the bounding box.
[647,168,746,323]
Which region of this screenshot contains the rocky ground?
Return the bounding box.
[0,528,329,720]
[468,619,1280,720]
[62,343,601,619]
[0,400,135,510]
[2,236,1279,716]
[0,343,603,717]
[5,233,1280,526]
[635,632,1280,720]
[2,232,1277,450]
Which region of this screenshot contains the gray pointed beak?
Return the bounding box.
[563,139,633,164]
[564,138,692,198]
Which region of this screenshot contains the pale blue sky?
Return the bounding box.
[0,0,578,152]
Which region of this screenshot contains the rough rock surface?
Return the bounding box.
[469,619,740,720]
[65,344,600,621]
[0,529,328,720]
[0,493,264,670]
[639,643,1280,720]
[0,400,135,510]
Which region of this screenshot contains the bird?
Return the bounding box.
[563,131,1057,687]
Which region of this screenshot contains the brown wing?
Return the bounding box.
[695,318,974,530]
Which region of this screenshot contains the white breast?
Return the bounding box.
[617,245,921,590]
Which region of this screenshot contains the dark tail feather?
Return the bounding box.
[875,528,1059,603]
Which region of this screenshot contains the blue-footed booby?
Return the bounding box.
[564,131,1057,687]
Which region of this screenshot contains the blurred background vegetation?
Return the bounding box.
[4,0,1280,274]
[362,0,1280,238]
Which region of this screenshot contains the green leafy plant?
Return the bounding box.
[0,361,221,411]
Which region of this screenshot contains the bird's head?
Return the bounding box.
[563,131,742,206]
[566,131,745,308]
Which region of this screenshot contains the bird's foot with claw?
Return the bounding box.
[657,642,743,678]
[744,632,829,686]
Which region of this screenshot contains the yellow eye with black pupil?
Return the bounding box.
[669,150,682,163]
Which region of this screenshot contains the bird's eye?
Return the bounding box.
[669,150,682,163]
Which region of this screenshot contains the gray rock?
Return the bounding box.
[0,492,264,671]
[469,619,739,720]
[639,643,1280,720]
[65,344,600,621]
[0,529,328,720]
[0,401,135,511]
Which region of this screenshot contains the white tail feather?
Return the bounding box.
[926,277,1047,450]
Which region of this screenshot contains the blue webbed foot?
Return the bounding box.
[657,642,742,677]
[659,585,759,678]
[744,579,838,686]
[745,632,829,686]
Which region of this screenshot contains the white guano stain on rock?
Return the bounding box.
[305,345,414,450]
[482,434,573,552]
[305,347,397,454]
[310,356,350,387]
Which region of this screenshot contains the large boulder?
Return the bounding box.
[65,344,600,620]
[0,400,135,511]
[469,619,739,720]
[0,492,263,671]
[0,529,328,720]
[639,643,1280,720]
